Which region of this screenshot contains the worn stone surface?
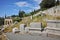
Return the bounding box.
[6,33,60,40]
[46,20,60,28]
[25,27,30,33]
[28,22,42,33]
[46,20,60,35]
[12,27,18,33]
[30,22,42,28]
[42,5,60,16]
[47,23,56,28]
[20,24,26,32]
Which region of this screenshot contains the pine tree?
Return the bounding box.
[40,0,56,10]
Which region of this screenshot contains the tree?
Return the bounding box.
[0,17,4,26]
[30,10,36,15]
[5,14,6,18]
[13,17,21,22]
[19,10,25,18]
[30,11,34,16]
[11,15,18,17]
[40,0,56,10]
[56,0,60,5]
[24,13,31,17]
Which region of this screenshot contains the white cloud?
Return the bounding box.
[15,1,30,7]
[25,6,40,12]
[26,9,33,12]
[15,1,40,13]
[34,0,42,4]
[33,6,40,10]
[25,6,40,13]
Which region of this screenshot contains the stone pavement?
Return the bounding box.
[6,32,60,40]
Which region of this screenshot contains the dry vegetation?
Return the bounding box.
[4,13,59,32]
[0,33,7,40]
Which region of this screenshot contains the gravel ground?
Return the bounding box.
[5,32,60,40]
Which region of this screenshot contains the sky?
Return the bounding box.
[0,0,42,17]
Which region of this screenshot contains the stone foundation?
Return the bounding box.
[45,20,60,35]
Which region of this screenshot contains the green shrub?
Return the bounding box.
[56,16,60,20]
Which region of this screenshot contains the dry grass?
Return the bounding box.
[0,34,7,40]
[55,16,60,20]
[4,14,57,32]
[4,17,32,32]
[45,14,55,20]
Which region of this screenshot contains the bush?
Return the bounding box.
[12,17,22,23]
[56,16,60,20]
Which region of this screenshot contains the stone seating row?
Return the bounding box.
[12,20,60,36]
[12,22,43,33]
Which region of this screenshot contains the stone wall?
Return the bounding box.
[45,20,60,35]
[4,19,13,25]
[25,22,42,33]
[29,5,60,19]
[42,5,60,16]
[30,22,42,28]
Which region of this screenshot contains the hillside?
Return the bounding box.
[4,5,60,32]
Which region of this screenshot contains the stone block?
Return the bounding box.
[20,24,26,32]
[30,22,42,28]
[28,22,42,33]
[25,27,30,33]
[45,20,60,36]
[12,27,19,33]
